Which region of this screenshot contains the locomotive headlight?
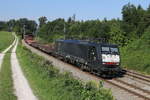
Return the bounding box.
[102,54,120,65]
[102,54,108,62]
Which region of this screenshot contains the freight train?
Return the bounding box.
[25,35,123,77]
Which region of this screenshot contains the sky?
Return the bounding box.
[0,0,150,22]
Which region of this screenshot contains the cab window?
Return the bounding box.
[101,47,109,52]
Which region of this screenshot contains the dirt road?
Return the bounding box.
[0,33,16,70]
[11,36,38,100]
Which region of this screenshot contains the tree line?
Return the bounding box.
[0,3,150,46]
[0,18,37,34]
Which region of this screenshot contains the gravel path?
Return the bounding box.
[11,37,38,100]
[0,53,5,70]
[22,40,145,100]
[0,33,16,70]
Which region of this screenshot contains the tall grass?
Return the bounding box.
[0,31,14,52]
[17,43,114,100]
[0,53,17,100]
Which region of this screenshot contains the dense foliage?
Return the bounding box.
[37,4,150,46]
[0,18,37,35]
[0,3,149,46]
[121,26,150,74]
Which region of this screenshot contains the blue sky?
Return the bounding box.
[0,0,149,22]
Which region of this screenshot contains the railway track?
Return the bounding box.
[23,40,150,100]
[126,70,150,83]
[87,71,150,100]
[125,74,150,88]
[112,78,150,99]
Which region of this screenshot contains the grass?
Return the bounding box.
[121,27,150,75]
[0,52,17,100]
[17,43,114,100]
[0,31,14,52]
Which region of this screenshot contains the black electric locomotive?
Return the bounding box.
[55,39,122,76]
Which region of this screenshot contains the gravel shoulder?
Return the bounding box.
[11,37,38,100]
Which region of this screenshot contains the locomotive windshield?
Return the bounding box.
[101,46,119,54]
[102,47,109,52]
[110,47,119,53]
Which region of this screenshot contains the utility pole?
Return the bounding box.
[72,14,76,22]
[35,28,38,37]
[64,22,66,39]
[22,25,26,39]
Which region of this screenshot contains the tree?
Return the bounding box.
[38,16,47,28]
[7,19,16,31]
[109,20,127,46]
[0,21,7,31]
[147,4,150,12]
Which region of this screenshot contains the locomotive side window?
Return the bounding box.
[88,47,97,61]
